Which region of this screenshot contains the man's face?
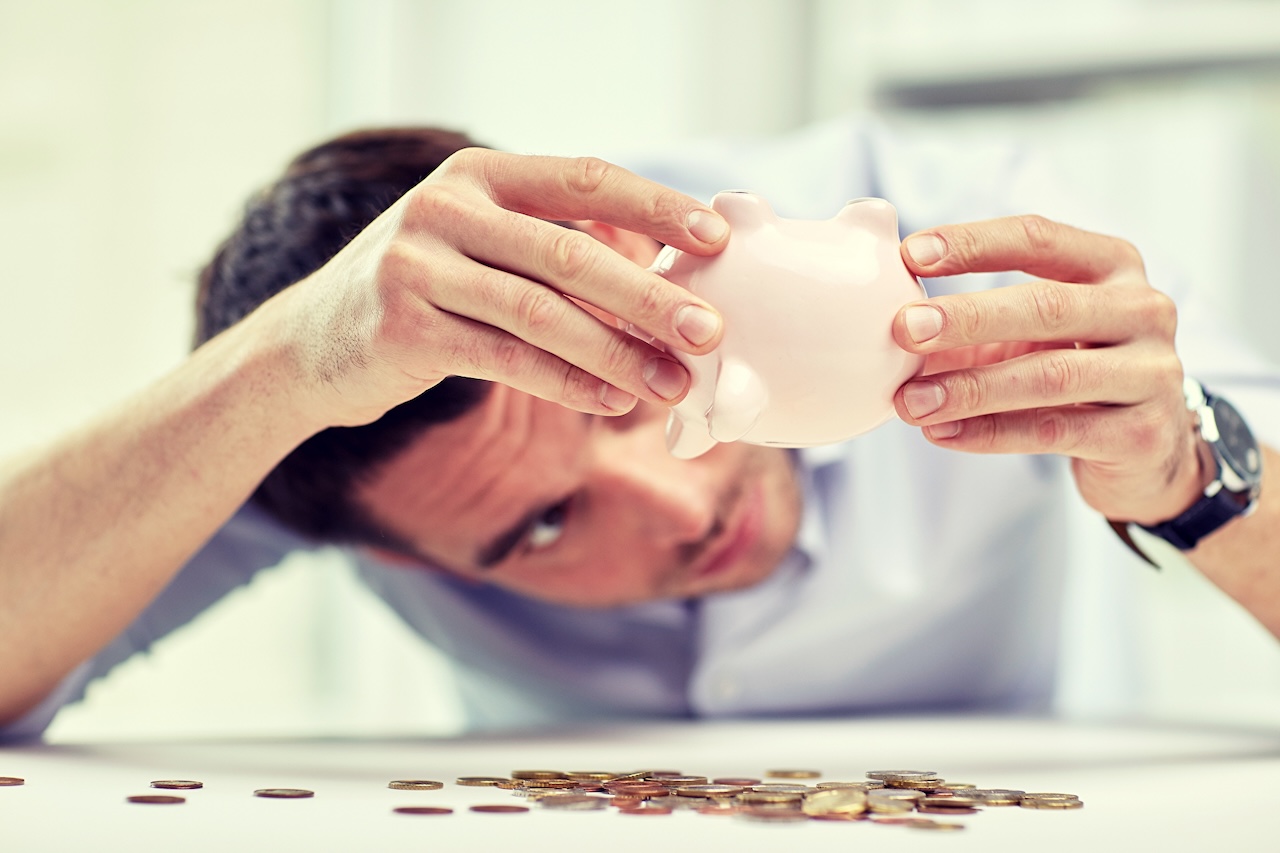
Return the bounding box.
[357,385,803,607]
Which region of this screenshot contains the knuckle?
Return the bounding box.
[490,333,526,376]
[514,285,566,335]
[1030,283,1075,334]
[1037,350,1079,398]
[405,184,468,225]
[597,332,639,381]
[546,228,596,282]
[1018,214,1057,251]
[1115,237,1145,270]
[1034,407,1069,449]
[564,156,612,197]
[1124,407,1166,459]
[952,370,988,414]
[1136,288,1178,338]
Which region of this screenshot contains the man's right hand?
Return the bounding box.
[283,149,730,428]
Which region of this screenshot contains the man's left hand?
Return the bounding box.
[891,215,1206,526]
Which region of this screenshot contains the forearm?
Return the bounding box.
[1185,444,1280,639]
[0,294,326,725]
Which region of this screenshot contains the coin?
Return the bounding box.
[809,812,867,822]
[618,806,674,815]
[456,777,509,787]
[1020,797,1084,810]
[539,794,608,811]
[151,780,202,790]
[737,807,809,822]
[674,784,746,798]
[751,784,812,793]
[127,795,185,804]
[648,774,707,785]
[566,771,616,782]
[802,788,868,816]
[1022,792,1081,801]
[713,777,761,786]
[388,780,443,790]
[393,806,453,815]
[909,819,966,831]
[511,770,565,780]
[0,777,25,786]
[866,770,937,781]
[470,804,530,814]
[967,788,1025,806]
[605,782,670,797]
[253,788,314,798]
[919,794,983,808]
[884,776,944,788]
[869,788,925,801]
[741,790,804,805]
[867,798,915,814]
[817,780,882,790]
[519,778,580,789]
[917,805,980,815]
[766,769,821,779]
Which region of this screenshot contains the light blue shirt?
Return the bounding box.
[10,115,1280,738]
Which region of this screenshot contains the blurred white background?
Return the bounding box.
[2,0,1279,741]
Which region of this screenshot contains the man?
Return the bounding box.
[3,121,1278,737]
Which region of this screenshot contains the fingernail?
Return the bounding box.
[903,380,945,419]
[926,421,961,440]
[905,234,946,266]
[600,383,637,413]
[676,304,721,346]
[686,209,728,244]
[904,305,943,343]
[644,358,688,401]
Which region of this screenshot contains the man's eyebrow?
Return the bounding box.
[475,502,554,569]
[473,412,593,570]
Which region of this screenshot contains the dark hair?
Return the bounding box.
[196,127,490,546]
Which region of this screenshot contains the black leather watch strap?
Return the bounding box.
[1141,485,1252,551]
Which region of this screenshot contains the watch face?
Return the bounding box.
[1211,397,1263,482]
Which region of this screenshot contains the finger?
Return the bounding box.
[434,257,692,405]
[897,345,1178,425]
[436,313,640,415]
[894,279,1177,352]
[900,214,1144,283]
[456,149,730,255]
[915,401,1172,465]
[453,209,724,355]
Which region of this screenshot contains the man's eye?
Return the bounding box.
[526,501,568,552]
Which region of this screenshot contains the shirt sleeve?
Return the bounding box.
[0,502,310,741]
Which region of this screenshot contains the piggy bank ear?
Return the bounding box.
[838,197,900,235]
[710,191,778,231]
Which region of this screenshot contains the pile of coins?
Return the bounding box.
[443,768,1084,830]
[3,768,1083,830]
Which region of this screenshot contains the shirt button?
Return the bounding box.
[711,674,741,704]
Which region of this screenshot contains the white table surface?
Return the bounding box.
[3,715,1278,852]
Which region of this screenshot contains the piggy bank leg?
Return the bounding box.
[707,358,768,443]
[666,411,718,459]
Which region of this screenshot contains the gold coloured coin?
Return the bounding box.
[866,770,937,781]
[737,807,809,822]
[393,806,453,815]
[809,812,867,822]
[151,780,202,790]
[0,777,25,786]
[470,804,530,814]
[817,780,882,790]
[802,787,868,816]
[566,771,616,782]
[388,780,443,791]
[253,788,314,799]
[456,776,509,787]
[741,790,803,805]
[917,805,980,815]
[1020,797,1084,810]
[765,769,821,779]
[909,819,966,831]
[618,806,674,815]
[127,795,185,805]
[511,770,565,780]
[674,784,745,798]
[713,777,761,786]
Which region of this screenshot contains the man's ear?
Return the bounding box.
[570,220,662,267]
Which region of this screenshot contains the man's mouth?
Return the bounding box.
[693,482,764,581]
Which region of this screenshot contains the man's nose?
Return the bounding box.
[595,449,718,545]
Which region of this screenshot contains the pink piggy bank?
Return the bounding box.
[653,191,926,459]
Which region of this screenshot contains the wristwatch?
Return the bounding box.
[1111,377,1263,564]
